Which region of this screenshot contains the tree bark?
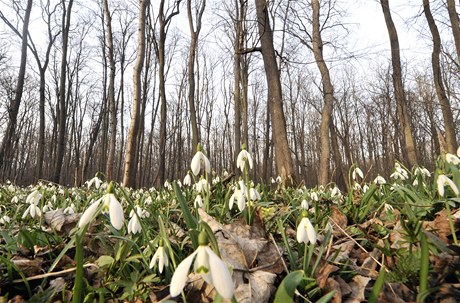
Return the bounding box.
[52,0,74,184]
[103,0,117,181]
[380,0,418,166]
[0,0,33,175]
[255,0,294,185]
[447,0,460,65]
[423,0,457,153]
[311,0,334,186]
[123,0,148,187]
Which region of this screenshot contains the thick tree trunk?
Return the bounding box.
[255,0,294,185]
[380,0,418,166]
[423,0,457,153]
[0,0,33,176]
[123,0,148,187]
[447,0,460,65]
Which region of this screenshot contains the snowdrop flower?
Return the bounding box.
[412,178,419,187]
[236,148,253,172]
[331,186,340,197]
[194,195,204,208]
[183,173,192,186]
[352,167,364,180]
[164,180,172,191]
[446,153,460,165]
[391,163,409,180]
[353,182,362,191]
[191,145,211,176]
[150,242,169,273]
[275,176,282,183]
[212,176,220,185]
[223,170,229,178]
[270,177,276,184]
[229,189,246,211]
[26,190,42,205]
[383,203,394,213]
[373,175,386,185]
[296,213,316,244]
[64,203,76,215]
[362,184,369,193]
[414,167,430,178]
[42,201,54,213]
[300,199,308,210]
[457,146,460,158]
[11,196,19,204]
[0,215,10,224]
[87,176,103,189]
[194,178,210,194]
[128,206,149,234]
[310,191,319,202]
[170,231,234,299]
[437,174,459,197]
[78,182,124,230]
[249,188,261,201]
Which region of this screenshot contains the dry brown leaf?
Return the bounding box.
[343,275,371,303]
[234,270,276,303]
[316,263,339,288]
[329,206,348,237]
[325,277,343,303]
[11,256,44,276]
[44,209,79,233]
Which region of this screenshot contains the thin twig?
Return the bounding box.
[12,263,98,283]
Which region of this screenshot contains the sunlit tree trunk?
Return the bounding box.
[423,0,457,153]
[447,0,460,65]
[380,0,418,167]
[255,0,294,185]
[123,0,148,187]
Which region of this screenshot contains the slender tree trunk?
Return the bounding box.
[255,0,294,185]
[0,0,33,175]
[187,0,205,155]
[423,0,457,153]
[123,0,148,187]
[311,0,334,186]
[380,0,418,166]
[52,0,74,184]
[447,0,460,65]
[103,0,117,181]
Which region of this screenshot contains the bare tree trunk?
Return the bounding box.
[103,0,117,181]
[52,0,74,184]
[311,0,334,186]
[0,0,33,176]
[423,0,457,153]
[380,0,418,166]
[123,0,148,187]
[187,0,205,155]
[447,0,460,65]
[255,0,294,185]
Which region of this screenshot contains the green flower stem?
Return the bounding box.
[445,201,458,245]
[73,232,84,303]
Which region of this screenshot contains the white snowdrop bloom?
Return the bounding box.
[150,245,169,273]
[183,173,192,186]
[87,176,103,189]
[238,180,247,193]
[212,176,220,185]
[222,170,229,178]
[270,177,276,184]
[275,176,282,183]
[194,195,204,208]
[353,182,362,191]
[296,216,316,244]
[26,190,42,205]
[11,196,19,204]
[457,146,460,158]
[352,167,364,180]
[64,203,76,215]
[331,186,340,197]
[145,196,153,205]
[194,178,210,194]
[437,174,459,197]
[42,201,54,213]
[300,199,308,210]
[390,171,407,181]
[362,184,369,193]
[170,234,234,300]
[236,149,253,172]
[128,206,147,234]
[446,153,460,165]
[22,203,41,219]
[78,189,124,230]
[0,215,10,224]
[383,203,394,213]
[229,189,246,211]
[310,191,319,202]
[412,178,419,187]
[373,175,386,185]
[191,150,211,176]
[164,180,172,191]
[249,188,261,201]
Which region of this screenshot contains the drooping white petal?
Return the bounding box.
[237,190,246,211]
[22,205,31,219]
[203,154,211,174]
[108,194,124,230]
[78,200,101,228]
[191,152,202,176]
[229,192,236,210]
[438,174,459,197]
[446,153,460,165]
[304,217,317,244]
[205,247,235,300]
[194,246,212,285]
[158,247,168,273]
[183,174,192,186]
[194,195,203,208]
[296,219,308,243]
[170,250,198,297]
[149,249,160,269]
[300,200,308,210]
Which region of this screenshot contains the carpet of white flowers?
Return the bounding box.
[1,148,460,302]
